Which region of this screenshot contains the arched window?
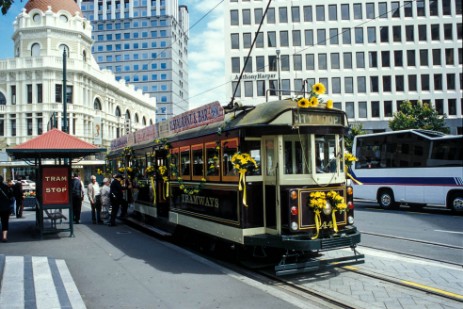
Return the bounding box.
[142,116,146,126]
[0,92,6,105]
[115,106,121,117]
[60,15,68,23]
[83,50,87,62]
[33,14,41,23]
[125,110,131,120]
[59,44,70,57]
[94,98,102,110]
[134,113,139,123]
[31,43,40,57]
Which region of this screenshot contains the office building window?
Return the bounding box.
[268,55,277,71]
[244,81,253,97]
[256,32,264,48]
[344,52,352,69]
[396,76,405,91]
[391,2,400,18]
[445,48,454,65]
[382,51,390,67]
[448,99,457,115]
[230,10,239,25]
[280,31,289,46]
[435,99,444,114]
[384,101,393,117]
[444,24,453,40]
[447,73,456,90]
[418,25,427,41]
[305,30,314,46]
[366,3,375,19]
[292,30,301,46]
[408,75,417,91]
[254,8,263,24]
[291,6,300,22]
[393,26,401,42]
[369,51,378,68]
[404,1,413,17]
[394,51,403,67]
[356,52,365,68]
[431,24,440,41]
[331,53,340,69]
[330,29,339,44]
[306,54,315,70]
[358,77,366,93]
[268,31,276,47]
[345,77,353,93]
[367,27,376,43]
[256,56,265,72]
[341,4,349,20]
[379,2,388,18]
[434,74,443,90]
[316,5,325,21]
[281,55,290,71]
[355,28,363,44]
[420,49,429,66]
[243,9,251,25]
[370,76,379,92]
[407,50,416,66]
[279,7,288,23]
[421,74,430,91]
[243,33,251,49]
[405,25,414,41]
[342,28,351,44]
[346,102,354,118]
[10,118,16,137]
[328,5,337,21]
[372,101,380,118]
[318,54,327,70]
[303,6,313,22]
[231,57,240,73]
[332,77,341,93]
[383,76,392,92]
[359,102,367,118]
[257,80,265,96]
[267,8,275,23]
[293,55,302,71]
[317,29,326,45]
[380,26,389,43]
[353,4,362,19]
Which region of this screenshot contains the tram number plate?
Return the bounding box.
[320,221,334,229]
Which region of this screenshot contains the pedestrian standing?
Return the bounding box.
[71,173,84,224]
[7,180,15,216]
[108,174,124,226]
[0,175,14,242]
[87,175,103,224]
[100,178,111,221]
[13,178,24,218]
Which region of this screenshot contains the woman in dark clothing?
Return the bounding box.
[0,175,14,242]
[109,174,124,226]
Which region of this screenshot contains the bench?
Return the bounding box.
[43,209,67,229]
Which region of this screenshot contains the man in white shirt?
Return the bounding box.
[87,175,103,224]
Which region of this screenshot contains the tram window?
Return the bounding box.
[169,148,179,180]
[245,140,261,176]
[315,135,337,173]
[192,145,204,179]
[222,138,239,180]
[284,136,310,174]
[205,142,220,180]
[265,139,276,176]
[180,147,191,178]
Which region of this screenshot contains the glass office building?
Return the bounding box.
[225,0,462,134]
[78,0,189,122]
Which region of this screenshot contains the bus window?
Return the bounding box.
[192,144,204,179]
[180,146,191,179]
[315,135,337,173]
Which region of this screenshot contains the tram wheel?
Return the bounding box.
[378,189,398,210]
[448,192,463,213]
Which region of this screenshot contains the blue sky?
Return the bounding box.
[0,0,227,110]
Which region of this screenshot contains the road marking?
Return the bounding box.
[434,229,463,235]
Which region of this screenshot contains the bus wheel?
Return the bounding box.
[378,190,398,210]
[448,193,463,213]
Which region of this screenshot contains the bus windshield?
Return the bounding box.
[283,134,339,175]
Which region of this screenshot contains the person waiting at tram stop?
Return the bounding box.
[13,178,24,218]
[108,174,125,227]
[71,173,84,224]
[0,175,14,242]
[87,175,103,224]
[100,178,111,221]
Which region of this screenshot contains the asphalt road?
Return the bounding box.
[354,200,463,265]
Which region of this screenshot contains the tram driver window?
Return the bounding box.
[245,140,261,176]
[315,135,337,173]
[284,135,310,174]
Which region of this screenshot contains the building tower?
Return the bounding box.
[224,0,462,134]
[78,0,189,122]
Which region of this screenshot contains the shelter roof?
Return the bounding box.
[6,129,106,160]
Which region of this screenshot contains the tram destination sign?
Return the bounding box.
[293,111,345,126]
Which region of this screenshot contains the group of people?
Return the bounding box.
[71,173,130,227]
[0,176,24,242]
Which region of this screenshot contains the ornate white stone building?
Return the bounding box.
[0,0,156,179]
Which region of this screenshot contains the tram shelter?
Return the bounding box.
[6,129,106,237]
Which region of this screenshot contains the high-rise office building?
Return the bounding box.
[78,0,189,122]
[225,0,462,134]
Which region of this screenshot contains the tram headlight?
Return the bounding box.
[323,201,332,216]
[348,216,354,225]
[291,222,298,231]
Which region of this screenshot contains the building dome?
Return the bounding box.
[25,0,82,16]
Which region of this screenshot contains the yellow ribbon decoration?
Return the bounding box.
[165,181,169,198]
[311,210,321,239]
[331,209,338,233]
[345,166,363,185]
[150,176,156,206]
[238,169,248,207]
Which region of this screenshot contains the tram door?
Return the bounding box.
[262,136,281,234]
[155,151,169,218]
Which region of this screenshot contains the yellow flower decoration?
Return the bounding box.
[309,96,319,107]
[312,83,326,95]
[297,97,310,108]
[326,99,334,109]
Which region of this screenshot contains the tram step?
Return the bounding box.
[0,254,86,308]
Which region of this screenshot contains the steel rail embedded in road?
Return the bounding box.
[361,231,463,250]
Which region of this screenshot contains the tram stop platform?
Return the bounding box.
[0,200,462,309]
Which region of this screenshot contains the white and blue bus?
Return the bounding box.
[351,129,463,212]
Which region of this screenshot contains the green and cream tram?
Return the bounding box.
[108,98,364,274]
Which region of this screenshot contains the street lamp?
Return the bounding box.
[276,49,282,100]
